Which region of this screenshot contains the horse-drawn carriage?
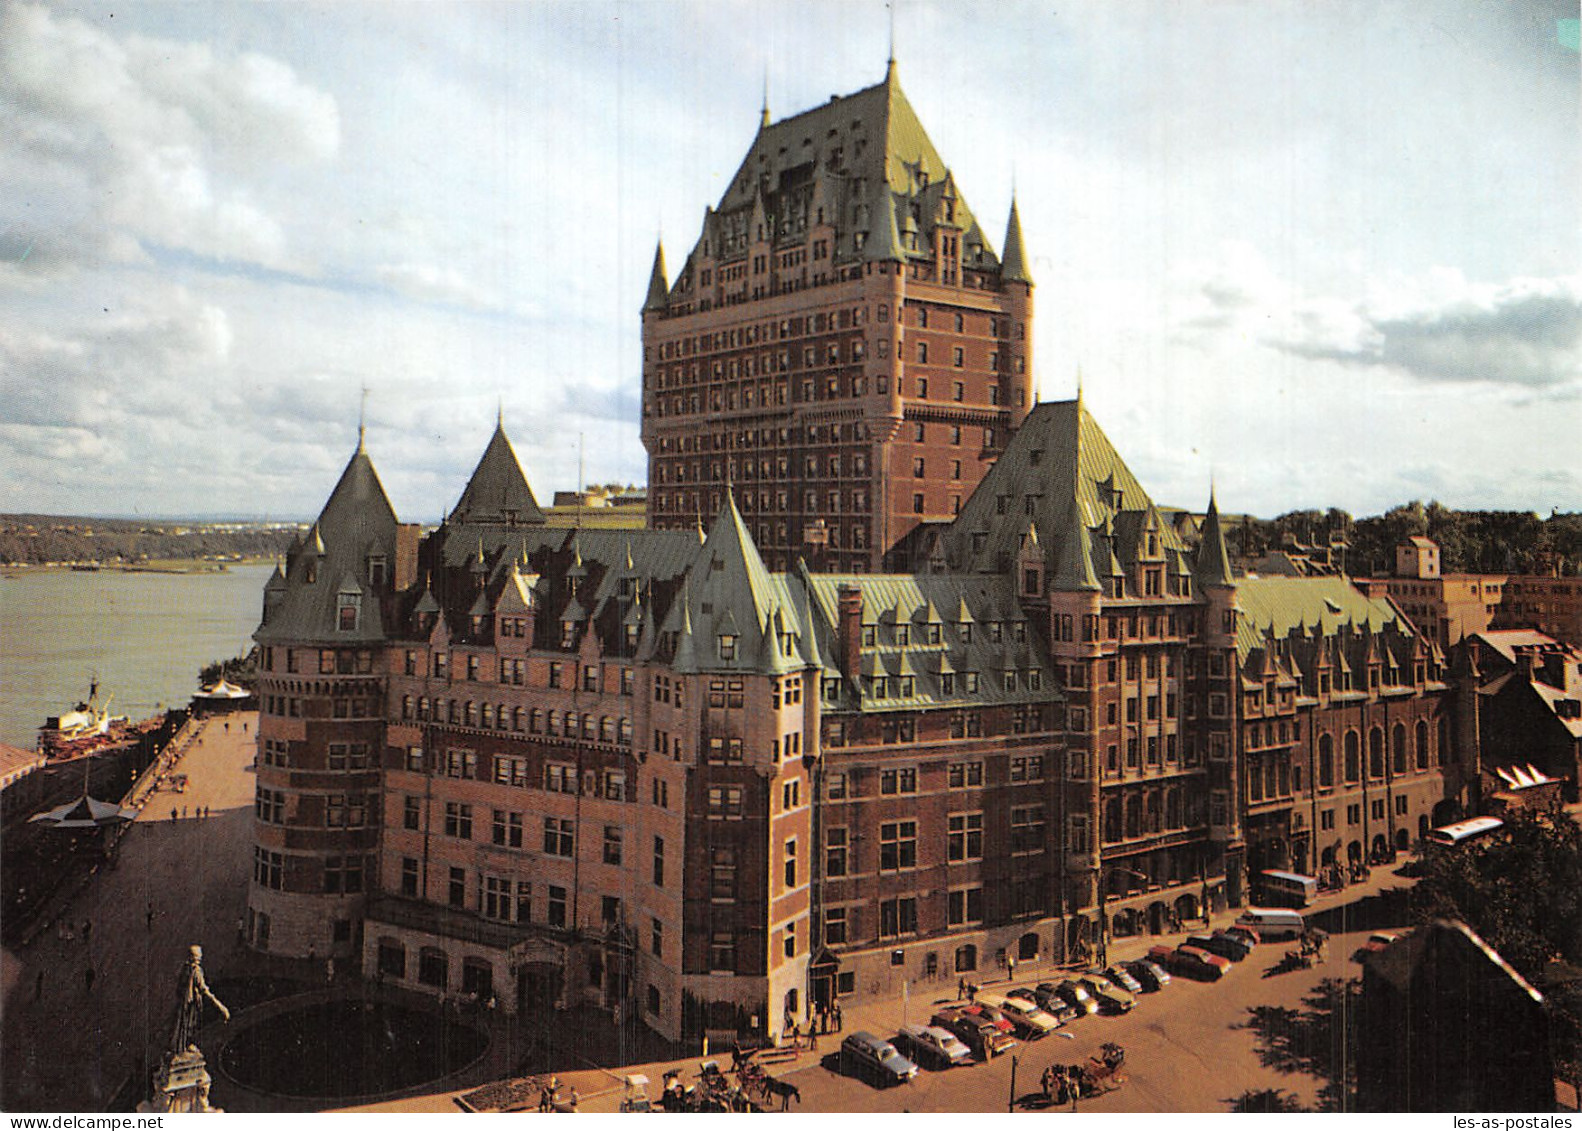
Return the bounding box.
[1076,1042,1127,1096]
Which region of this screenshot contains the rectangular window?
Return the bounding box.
[400,856,419,897]
[491,809,523,848]
[825,907,848,946]
[825,827,848,877]
[879,897,918,937]
[448,866,466,908]
[947,812,984,862]
[548,885,568,928]
[652,836,665,886]
[443,802,473,840]
[543,817,574,857]
[603,825,623,865]
[710,847,737,900]
[948,887,984,926]
[880,767,918,795]
[1010,805,1044,853]
[784,838,798,887]
[880,820,918,871]
[709,931,736,972]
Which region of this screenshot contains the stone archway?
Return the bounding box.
[1395,828,1410,851]
[1147,902,1168,935]
[1347,840,1363,864]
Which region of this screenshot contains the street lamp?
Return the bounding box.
[1095,863,1150,969]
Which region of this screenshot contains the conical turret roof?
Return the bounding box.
[449,420,545,526]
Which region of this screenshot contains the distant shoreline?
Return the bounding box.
[0,558,276,578]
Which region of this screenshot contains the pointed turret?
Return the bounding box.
[865,178,906,264]
[1052,499,1102,592]
[1000,196,1032,285]
[643,240,669,313]
[1195,491,1236,589]
[450,419,545,526]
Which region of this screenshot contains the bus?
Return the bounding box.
[1425,816,1504,847]
[1252,870,1319,908]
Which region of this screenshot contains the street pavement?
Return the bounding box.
[1,713,259,1111]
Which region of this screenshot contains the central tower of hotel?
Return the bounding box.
[641,60,1034,572]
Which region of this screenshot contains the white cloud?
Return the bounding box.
[0,2,338,274]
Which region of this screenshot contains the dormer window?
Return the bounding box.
[304,560,317,585]
[368,555,387,587]
[718,634,737,661]
[561,620,576,648]
[337,594,359,632]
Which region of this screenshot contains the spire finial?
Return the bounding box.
[1075,366,1083,405]
[760,67,770,129]
[496,397,504,430]
[887,1,896,72]
[358,384,368,449]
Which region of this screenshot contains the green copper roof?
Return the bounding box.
[674,63,1004,281]
[643,240,668,312]
[1195,492,1235,588]
[660,491,818,676]
[1000,196,1031,285]
[1233,576,1408,662]
[804,573,1061,712]
[256,440,400,645]
[449,421,546,526]
[947,398,1191,581]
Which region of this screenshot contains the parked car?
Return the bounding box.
[1222,924,1261,947]
[1102,965,1144,994]
[893,1023,971,1069]
[976,990,1061,1038]
[840,1031,919,1086]
[1023,984,1081,1023]
[1176,945,1233,979]
[1187,932,1251,962]
[1051,979,1100,1016]
[1123,959,1171,991]
[962,1001,1017,1036]
[1149,943,1225,982]
[1077,974,1136,1014]
[930,1008,1017,1060]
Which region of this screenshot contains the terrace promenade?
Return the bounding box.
[1,714,258,1111]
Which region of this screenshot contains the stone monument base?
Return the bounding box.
[138,1047,222,1114]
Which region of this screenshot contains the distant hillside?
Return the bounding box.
[0,514,303,567]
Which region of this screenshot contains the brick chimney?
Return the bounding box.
[837,584,863,682]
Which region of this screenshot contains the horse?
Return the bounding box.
[764,1076,802,1111]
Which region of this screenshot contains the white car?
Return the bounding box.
[975,991,1062,1037]
[893,1023,972,1068]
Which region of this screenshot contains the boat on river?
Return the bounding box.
[39,679,129,758]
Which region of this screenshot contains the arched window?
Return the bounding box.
[600,716,614,743]
[1368,727,1385,778]
[529,708,542,733]
[546,709,560,735]
[1319,733,1335,788]
[1415,720,1430,769]
[1344,731,1361,782]
[1392,723,1407,775]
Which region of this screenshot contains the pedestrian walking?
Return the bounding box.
[181,805,187,820]
[326,958,336,984]
[84,966,95,994]
[170,806,178,824]
[224,722,230,734]
[243,722,248,734]
[833,1001,842,1032]
[1007,955,1016,983]
[958,976,967,1000]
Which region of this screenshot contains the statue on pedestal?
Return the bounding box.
[140,945,231,1114]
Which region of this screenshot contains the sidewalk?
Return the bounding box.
[0,713,259,1111]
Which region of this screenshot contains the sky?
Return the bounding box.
[1,0,1577,523]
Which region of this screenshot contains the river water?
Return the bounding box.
[0,564,271,749]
